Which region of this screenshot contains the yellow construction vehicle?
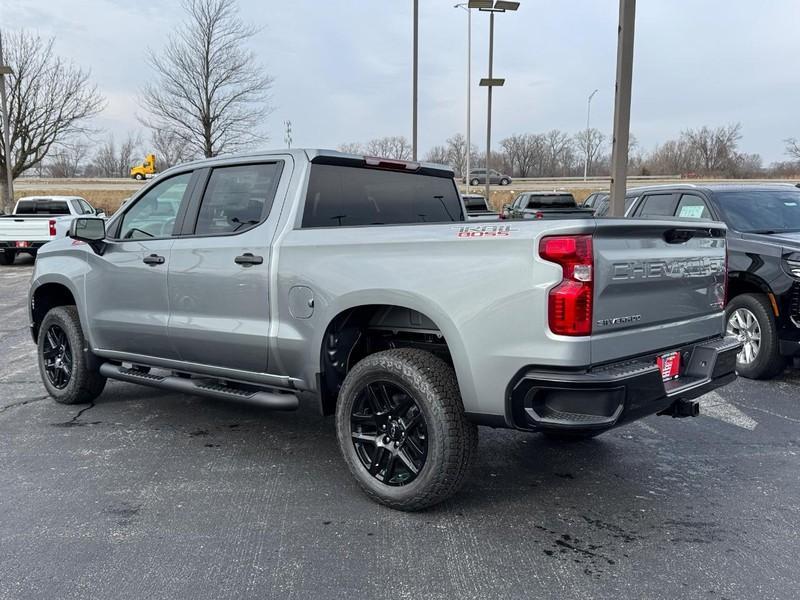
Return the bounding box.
[130,154,157,180]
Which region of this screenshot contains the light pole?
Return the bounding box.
[454,3,472,191]
[583,88,598,181]
[0,32,13,213]
[412,0,419,161]
[473,0,519,203]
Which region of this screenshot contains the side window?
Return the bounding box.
[119,172,193,240]
[302,164,463,228]
[78,199,95,214]
[637,193,677,217]
[675,194,711,219]
[193,163,281,236]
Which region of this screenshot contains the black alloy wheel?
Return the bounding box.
[350,380,428,486]
[42,324,73,389]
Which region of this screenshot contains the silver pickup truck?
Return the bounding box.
[28,149,740,510]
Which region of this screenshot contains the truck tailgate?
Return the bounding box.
[0,218,52,242]
[591,220,727,364]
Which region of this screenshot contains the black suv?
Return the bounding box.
[623,184,800,379]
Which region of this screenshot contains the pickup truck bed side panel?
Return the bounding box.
[273,221,595,416]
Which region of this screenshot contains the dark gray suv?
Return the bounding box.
[465,168,512,186]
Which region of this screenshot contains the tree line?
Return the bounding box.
[343,122,791,180]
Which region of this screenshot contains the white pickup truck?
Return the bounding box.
[0,196,104,265]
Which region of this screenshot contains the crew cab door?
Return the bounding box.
[167,159,288,373]
[85,171,197,358]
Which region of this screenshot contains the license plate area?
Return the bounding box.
[657,351,681,381]
[15,241,29,248]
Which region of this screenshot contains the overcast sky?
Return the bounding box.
[3,0,799,162]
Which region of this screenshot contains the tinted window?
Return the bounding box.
[594,195,635,217]
[675,194,711,219]
[194,163,281,235]
[302,165,463,228]
[525,194,576,209]
[638,194,676,217]
[714,190,800,233]
[15,200,70,215]
[119,173,192,240]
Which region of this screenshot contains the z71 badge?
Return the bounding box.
[456,225,515,238]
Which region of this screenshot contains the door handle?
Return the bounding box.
[235,253,263,266]
[143,254,165,266]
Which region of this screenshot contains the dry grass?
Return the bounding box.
[14,189,132,215]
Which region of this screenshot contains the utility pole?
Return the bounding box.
[583,89,598,181]
[0,31,14,213]
[412,0,419,161]
[608,0,636,217]
[484,10,494,203]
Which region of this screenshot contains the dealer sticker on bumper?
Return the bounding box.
[657,351,681,381]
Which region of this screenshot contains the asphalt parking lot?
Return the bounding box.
[1,255,798,600]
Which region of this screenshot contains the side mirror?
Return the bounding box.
[96,211,107,219]
[68,217,107,254]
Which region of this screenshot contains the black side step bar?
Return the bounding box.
[99,363,299,411]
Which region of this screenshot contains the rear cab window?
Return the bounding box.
[302,164,463,228]
[15,200,70,215]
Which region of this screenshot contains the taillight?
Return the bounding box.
[49,220,57,237]
[539,235,593,336]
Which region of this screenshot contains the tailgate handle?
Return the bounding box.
[663,228,709,244]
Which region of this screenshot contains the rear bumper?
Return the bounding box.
[506,336,742,432]
[0,241,47,251]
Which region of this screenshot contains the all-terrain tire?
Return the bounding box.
[335,349,478,511]
[37,306,106,404]
[726,293,785,380]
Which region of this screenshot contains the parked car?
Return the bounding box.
[0,196,104,265]
[582,192,608,211]
[623,183,800,379]
[465,168,512,186]
[461,194,498,219]
[29,149,739,510]
[503,191,585,219]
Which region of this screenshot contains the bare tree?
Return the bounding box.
[424,145,449,166]
[47,139,90,178]
[683,123,742,174]
[785,138,800,161]
[444,134,477,178]
[543,129,574,177]
[337,142,364,155]
[151,128,192,170]
[139,0,273,158]
[0,30,105,212]
[91,133,141,178]
[573,128,606,177]
[364,136,412,160]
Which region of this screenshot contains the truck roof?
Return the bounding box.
[161,148,455,179]
[627,183,800,195]
[16,196,85,202]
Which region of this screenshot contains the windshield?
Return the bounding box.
[715,190,800,233]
